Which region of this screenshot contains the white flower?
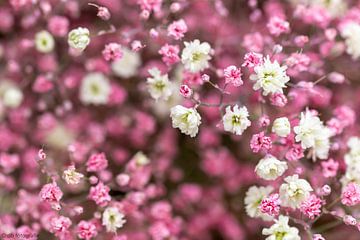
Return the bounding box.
[147,67,173,101]
[181,39,212,73]
[341,137,360,187]
[68,27,90,51]
[170,105,201,137]
[311,0,347,18]
[251,56,290,96]
[279,174,313,209]
[80,72,111,105]
[102,207,126,232]
[133,151,150,166]
[35,30,55,53]
[244,185,274,221]
[262,215,301,240]
[112,48,141,78]
[62,165,84,184]
[341,22,360,60]
[3,87,23,108]
[272,117,291,137]
[255,155,288,181]
[222,105,251,135]
[293,111,331,160]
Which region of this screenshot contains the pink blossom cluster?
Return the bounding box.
[2,0,360,239]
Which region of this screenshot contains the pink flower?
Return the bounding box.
[258,115,270,127]
[0,153,19,173]
[267,16,290,36]
[39,182,63,209]
[77,220,98,240]
[179,85,192,98]
[88,182,111,207]
[131,40,145,52]
[32,75,54,93]
[343,215,357,226]
[250,131,272,153]
[321,158,338,178]
[294,35,309,47]
[285,144,304,161]
[259,193,281,217]
[313,234,325,240]
[270,93,288,107]
[102,43,123,61]
[242,52,263,68]
[86,152,108,172]
[158,44,180,65]
[341,183,360,206]
[223,65,243,87]
[149,221,171,240]
[50,216,72,237]
[97,6,111,20]
[300,194,323,219]
[48,16,69,37]
[167,19,188,40]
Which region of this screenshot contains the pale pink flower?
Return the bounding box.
[223,65,243,87]
[97,7,111,20]
[88,182,111,207]
[48,16,69,37]
[341,183,360,206]
[300,194,323,219]
[267,16,290,36]
[158,44,180,65]
[86,152,108,172]
[50,216,72,237]
[259,193,281,217]
[321,158,338,178]
[167,19,188,40]
[179,85,192,98]
[102,43,123,61]
[343,215,357,226]
[242,52,263,68]
[285,144,304,161]
[270,93,288,107]
[39,182,63,209]
[77,220,98,240]
[250,131,272,153]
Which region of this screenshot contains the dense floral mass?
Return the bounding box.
[2,0,360,239]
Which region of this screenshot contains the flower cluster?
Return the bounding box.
[2,0,360,239]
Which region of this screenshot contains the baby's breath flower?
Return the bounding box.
[35,30,55,53]
[102,207,126,232]
[222,105,251,135]
[147,67,173,101]
[68,27,90,51]
[170,105,201,137]
[79,72,111,105]
[181,39,212,73]
[62,165,84,185]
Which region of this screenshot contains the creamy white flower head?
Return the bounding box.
[62,165,84,185]
[341,22,360,60]
[312,0,347,18]
[312,127,331,160]
[170,105,201,137]
[133,151,150,166]
[68,27,90,51]
[341,137,360,187]
[147,67,173,101]
[102,207,126,232]
[181,39,212,73]
[255,155,288,181]
[222,105,251,135]
[35,30,55,53]
[2,87,23,108]
[272,117,291,137]
[279,174,313,209]
[80,72,111,105]
[112,48,141,78]
[262,215,301,240]
[244,185,274,221]
[251,56,290,96]
[293,111,323,149]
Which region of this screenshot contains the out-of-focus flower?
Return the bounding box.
[35,30,55,53]
[222,105,251,135]
[112,48,141,78]
[2,86,23,108]
[170,105,201,137]
[167,19,188,40]
[181,39,212,73]
[68,27,90,51]
[147,67,173,101]
[102,43,122,61]
[272,117,291,137]
[80,73,111,105]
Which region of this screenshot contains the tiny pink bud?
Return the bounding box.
[131,40,145,52]
[320,184,331,196]
[38,149,46,160]
[89,176,98,185]
[344,215,357,226]
[201,74,210,82]
[179,85,192,98]
[97,7,111,20]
